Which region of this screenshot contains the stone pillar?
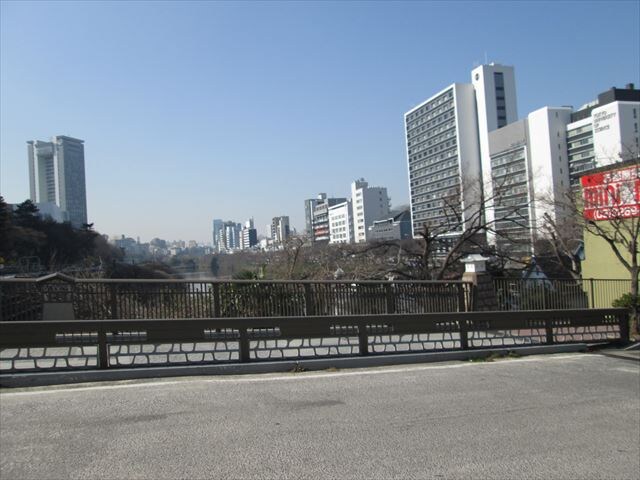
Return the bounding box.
[461,255,498,311]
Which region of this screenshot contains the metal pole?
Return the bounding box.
[385,283,395,314]
[358,323,369,356]
[239,327,250,362]
[459,319,469,350]
[304,283,315,316]
[98,329,109,369]
[212,283,221,318]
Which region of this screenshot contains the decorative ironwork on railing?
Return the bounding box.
[0,274,474,322]
[0,308,628,372]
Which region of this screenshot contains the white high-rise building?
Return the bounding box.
[212,219,224,251]
[567,85,640,185]
[328,200,354,244]
[488,106,572,257]
[240,218,257,250]
[471,64,518,234]
[271,216,290,244]
[405,83,483,238]
[351,178,390,243]
[27,135,88,227]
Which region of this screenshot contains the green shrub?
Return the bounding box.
[612,293,640,309]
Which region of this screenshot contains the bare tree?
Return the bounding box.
[537,212,583,280]
[335,173,534,280]
[547,153,639,337]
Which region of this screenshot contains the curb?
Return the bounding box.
[597,350,640,364]
[0,343,587,389]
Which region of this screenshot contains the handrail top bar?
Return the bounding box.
[494,278,630,281]
[0,277,473,285]
[0,275,630,284]
[0,307,628,325]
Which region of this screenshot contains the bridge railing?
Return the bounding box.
[0,308,628,372]
[494,278,630,310]
[0,275,473,321]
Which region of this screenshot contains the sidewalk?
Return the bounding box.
[598,343,640,363]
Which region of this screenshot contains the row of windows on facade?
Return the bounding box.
[492,172,528,187]
[405,91,454,122]
[408,128,456,151]
[490,151,526,169]
[407,120,457,149]
[410,157,459,177]
[331,219,348,227]
[406,103,456,138]
[411,198,460,213]
[492,183,529,198]
[412,187,458,205]
[411,140,458,161]
[568,137,594,150]
[410,149,459,170]
[406,109,456,141]
[410,172,460,191]
[410,166,459,186]
[494,194,530,211]
[408,120,456,154]
[411,179,460,196]
[492,163,527,178]
[569,157,595,171]
[567,125,593,138]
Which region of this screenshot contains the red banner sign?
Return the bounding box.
[581,165,640,221]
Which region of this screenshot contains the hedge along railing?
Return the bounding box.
[0,274,474,321]
[494,278,631,311]
[0,308,628,372]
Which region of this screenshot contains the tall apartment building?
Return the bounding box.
[350,178,390,243]
[240,218,258,250]
[405,83,483,238]
[311,194,347,242]
[271,216,290,244]
[488,106,572,257]
[328,200,354,244]
[212,219,223,251]
[303,198,319,236]
[216,221,241,252]
[567,84,640,185]
[471,64,518,232]
[27,135,88,228]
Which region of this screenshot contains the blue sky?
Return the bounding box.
[1,1,639,243]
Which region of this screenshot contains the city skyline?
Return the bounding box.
[1,1,639,243]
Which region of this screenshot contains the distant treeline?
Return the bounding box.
[0,197,123,272]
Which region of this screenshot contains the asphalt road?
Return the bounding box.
[1,353,639,480]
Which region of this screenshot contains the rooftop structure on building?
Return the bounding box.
[367,209,412,242]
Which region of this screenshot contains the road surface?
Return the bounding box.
[1,353,639,479]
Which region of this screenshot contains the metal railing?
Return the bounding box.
[494,278,631,311]
[0,274,473,321]
[0,308,628,372]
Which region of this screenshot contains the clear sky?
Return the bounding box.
[1,1,639,243]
